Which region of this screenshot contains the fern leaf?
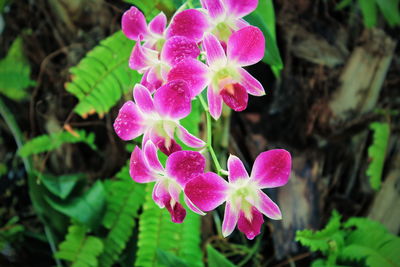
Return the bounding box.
[66,31,141,118]
[366,122,390,190]
[0,37,35,100]
[18,129,97,157]
[55,224,104,267]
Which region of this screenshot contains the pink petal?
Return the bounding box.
[184,172,228,212]
[166,9,209,42]
[141,69,162,93]
[166,201,187,223]
[121,6,148,41]
[203,33,227,66]
[227,26,265,66]
[153,80,191,120]
[222,202,239,237]
[168,59,209,98]
[220,83,248,111]
[152,182,187,223]
[207,85,223,120]
[168,183,181,203]
[236,18,250,29]
[250,149,291,188]
[133,84,155,113]
[143,141,163,172]
[227,155,249,183]
[161,36,200,66]
[184,194,206,216]
[201,0,225,19]
[129,42,158,71]
[149,131,182,156]
[177,125,206,148]
[224,0,258,18]
[254,191,282,220]
[166,151,205,187]
[113,101,144,140]
[148,12,167,35]
[238,68,265,96]
[130,146,155,183]
[237,207,264,240]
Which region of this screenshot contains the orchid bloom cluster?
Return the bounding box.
[114,0,292,240]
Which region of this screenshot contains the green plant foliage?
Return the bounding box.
[0,217,24,250]
[98,165,146,267]
[156,249,189,267]
[55,224,104,267]
[18,129,97,157]
[66,31,141,118]
[40,173,85,200]
[124,0,177,19]
[366,122,390,191]
[207,245,237,267]
[0,37,35,100]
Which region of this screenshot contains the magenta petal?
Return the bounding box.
[184,172,228,212]
[141,69,162,93]
[121,6,148,40]
[237,207,264,240]
[149,12,167,35]
[201,0,225,18]
[133,84,155,113]
[184,194,206,215]
[251,149,291,188]
[177,125,206,148]
[220,83,248,111]
[150,132,182,156]
[114,101,144,140]
[153,80,191,119]
[207,86,223,120]
[222,202,240,237]
[236,18,250,29]
[129,42,158,71]
[167,9,209,42]
[130,146,155,183]
[228,155,249,183]
[166,201,187,223]
[143,141,163,172]
[254,191,282,220]
[203,33,227,66]
[168,58,209,98]
[227,26,265,66]
[161,36,200,66]
[224,0,258,18]
[239,68,265,96]
[152,181,169,208]
[166,151,205,186]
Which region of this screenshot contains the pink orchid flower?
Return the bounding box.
[168,26,265,119]
[184,150,291,239]
[113,81,205,155]
[130,141,206,223]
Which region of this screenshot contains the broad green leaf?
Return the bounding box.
[359,0,378,28]
[376,0,400,27]
[157,249,189,267]
[40,173,85,200]
[207,245,237,267]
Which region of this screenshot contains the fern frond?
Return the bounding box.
[0,37,35,100]
[366,122,390,190]
[18,130,97,157]
[55,224,104,267]
[66,31,141,118]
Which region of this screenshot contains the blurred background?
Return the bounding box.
[0,0,399,266]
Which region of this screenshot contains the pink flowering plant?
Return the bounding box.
[114,0,291,240]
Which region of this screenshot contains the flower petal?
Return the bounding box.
[148,12,167,35]
[184,194,206,215]
[238,68,265,96]
[113,101,144,140]
[141,69,162,93]
[129,42,159,71]
[250,149,291,188]
[201,0,225,18]
[228,155,249,183]
[168,58,209,98]
[184,172,228,211]
[177,125,206,148]
[133,84,155,113]
[224,0,258,18]
[130,146,155,183]
[227,26,265,66]
[161,36,200,66]
[150,131,182,156]
[166,151,205,187]
[152,182,186,223]
[207,85,223,120]
[222,202,240,238]
[167,9,209,42]
[153,80,191,119]
[152,180,169,208]
[166,201,187,223]
[203,33,227,67]
[220,83,248,111]
[143,141,163,172]
[237,207,264,240]
[252,191,282,220]
[121,6,148,40]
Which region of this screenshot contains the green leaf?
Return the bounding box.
[366,122,390,191]
[45,181,106,229]
[41,173,85,200]
[336,0,353,10]
[207,245,237,267]
[157,249,189,267]
[66,31,141,118]
[376,0,400,27]
[0,37,35,100]
[359,0,378,28]
[18,129,97,157]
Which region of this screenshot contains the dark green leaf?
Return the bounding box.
[40,173,85,200]
[157,249,189,267]
[359,0,378,28]
[207,245,237,267]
